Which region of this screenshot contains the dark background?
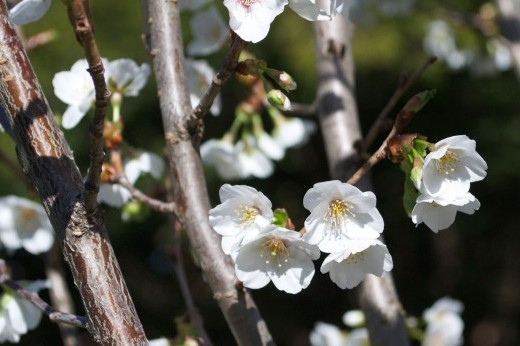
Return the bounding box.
[0,1,518,345]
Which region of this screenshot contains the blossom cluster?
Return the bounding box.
[408,135,487,232]
[309,296,464,346]
[209,181,392,292]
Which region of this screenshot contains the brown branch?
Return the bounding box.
[362,56,437,152]
[0,3,147,344]
[145,1,273,344]
[0,259,87,329]
[275,101,317,118]
[116,175,178,214]
[348,91,433,186]
[191,34,247,125]
[66,0,110,213]
[314,3,409,345]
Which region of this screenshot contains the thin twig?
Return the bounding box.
[0,260,88,329]
[192,34,247,125]
[117,175,178,214]
[276,101,318,118]
[348,91,432,185]
[66,0,110,213]
[362,56,437,152]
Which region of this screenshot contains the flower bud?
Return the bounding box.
[263,68,297,91]
[266,89,291,110]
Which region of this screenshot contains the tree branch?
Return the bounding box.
[145,1,273,344]
[192,34,247,126]
[314,2,409,345]
[0,259,87,329]
[0,3,147,344]
[116,174,178,214]
[66,0,110,213]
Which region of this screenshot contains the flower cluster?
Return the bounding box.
[0,196,54,255]
[209,181,393,292]
[303,181,393,289]
[405,135,487,232]
[209,184,319,293]
[224,0,344,43]
[53,58,150,129]
[310,297,464,345]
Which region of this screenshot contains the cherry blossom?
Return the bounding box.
[98,152,164,208]
[187,6,229,56]
[303,180,383,253]
[52,59,101,129]
[411,192,480,232]
[107,59,150,97]
[233,225,320,293]
[320,239,393,289]
[309,322,349,346]
[8,0,51,25]
[200,139,245,180]
[209,184,273,255]
[185,58,221,115]
[0,196,54,255]
[423,297,464,346]
[421,135,487,202]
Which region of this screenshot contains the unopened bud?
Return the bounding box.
[266,89,291,110]
[264,68,297,91]
[395,90,435,128]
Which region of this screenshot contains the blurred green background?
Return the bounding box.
[0,0,519,345]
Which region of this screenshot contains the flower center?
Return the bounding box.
[436,150,459,175]
[239,0,256,6]
[234,204,260,225]
[324,199,355,239]
[344,250,368,265]
[261,237,289,268]
[19,207,37,223]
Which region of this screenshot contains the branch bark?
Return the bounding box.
[145,1,273,345]
[0,4,147,345]
[314,3,409,346]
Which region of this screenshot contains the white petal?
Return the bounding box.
[9,0,51,25]
[289,0,330,21]
[61,105,88,129]
[188,6,229,56]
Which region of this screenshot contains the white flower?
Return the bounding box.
[0,281,48,343]
[201,139,245,180]
[321,239,393,289]
[233,225,320,293]
[148,337,171,346]
[309,322,349,346]
[257,132,285,161]
[411,192,480,233]
[272,116,315,149]
[185,59,221,115]
[209,184,273,254]
[288,0,336,21]
[0,196,54,255]
[423,21,472,70]
[236,136,275,179]
[303,180,383,253]
[8,0,51,25]
[53,59,98,129]
[223,0,288,43]
[188,6,229,56]
[423,297,464,346]
[107,59,150,97]
[98,152,164,208]
[342,310,365,328]
[345,328,370,346]
[421,135,487,202]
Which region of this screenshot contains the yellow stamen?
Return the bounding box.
[435,150,459,175]
[260,237,289,268]
[344,250,368,265]
[324,199,355,240]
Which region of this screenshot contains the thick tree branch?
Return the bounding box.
[0,4,147,345]
[314,3,409,345]
[145,1,273,345]
[66,0,110,213]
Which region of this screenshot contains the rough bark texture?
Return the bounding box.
[146,1,273,345]
[0,5,148,345]
[314,3,410,346]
